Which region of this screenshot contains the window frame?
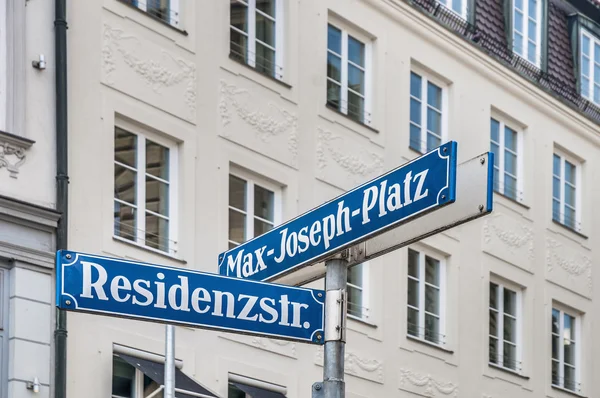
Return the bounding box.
[228,168,282,249]
[439,0,468,19]
[125,0,181,27]
[111,354,160,398]
[229,0,285,80]
[406,247,447,347]
[409,70,448,154]
[113,122,179,256]
[347,262,370,321]
[552,149,582,233]
[326,22,373,126]
[579,28,600,105]
[490,117,524,202]
[551,306,582,393]
[512,0,543,67]
[488,279,523,373]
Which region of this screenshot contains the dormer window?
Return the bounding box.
[580,29,600,104]
[512,0,543,66]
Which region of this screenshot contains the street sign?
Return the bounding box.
[275,151,494,286]
[219,141,458,282]
[56,250,325,344]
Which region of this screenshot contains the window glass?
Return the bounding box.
[489,283,520,371]
[552,308,579,392]
[112,356,135,398]
[410,73,445,153]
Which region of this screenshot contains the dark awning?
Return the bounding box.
[118,353,219,398]
[230,382,286,398]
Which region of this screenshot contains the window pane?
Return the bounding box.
[348,36,365,67]
[410,124,422,152]
[407,278,419,307]
[347,91,365,123]
[582,76,590,98]
[112,356,135,398]
[327,80,341,111]
[552,308,560,333]
[514,32,523,55]
[145,213,169,251]
[408,249,419,277]
[505,150,516,175]
[146,0,170,23]
[229,175,247,210]
[410,98,421,124]
[489,336,498,363]
[514,11,523,33]
[504,126,517,151]
[256,42,275,77]
[552,334,559,359]
[489,283,498,308]
[528,19,537,40]
[595,42,600,64]
[254,184,274,221]
[553,154,561,175]
[451,0,462,14]
[582,55,590,77]
[565,161,576,185]
[565,184,575,207]
[425,285,439,315]
[407,307,419,337]
[256,0,275,17]
[491,143,499,166]
[528,0,537,18]
[504,174,517,200]
[327,53,342,82]
[230,28,248,63]
[115,128,137,168]
[115,165,137,205]
[582,34,590,56]
[489,310,498,336]
[503,315,516,343]
[114,201,136,241]
[424,314,440,344]
[564,206,576,229]
[254,218,273,237]
[146,177,169,217]
[347,285,363,317]
[552,176,560,199]
[146,140,169,180]
[348,64,365,94]
[515,0,523,10]
[256,12,275,47]
[490,119,500,142]
[564,365,577,391]
[410,72,422,98]
[527,41,537,64]
[564,340,576,366]
[552,360,560,385]
[427,108,441,135]
[427,133,441,152]
[230,1,248,32]
[142,374,162,398]
[552,199,561,222]
[493,167,500,192]
[425,256,440,285]
[503,288,517,316]
[327,25,342,54]
[427,82,442,110]
[503,342,517,370]
[229,209,246,244]
[563,314,574,341]
[348,264,363,287]
[594,84,600,103]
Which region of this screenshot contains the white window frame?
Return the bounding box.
[326,22,373,126]
[552,149,582,232]
[439,0,468,19]
[488,279,523,373]
[347,262,370,321]
[228,168,282,248]
[512,0,543,67]
[409,70,448,154]
[579,28,600,105]
[406,247,447,346]
[490,117,524,202]
[132,0,180,26]
[113,122,179,256]
[230,0,285,80]
[551,306,581,393]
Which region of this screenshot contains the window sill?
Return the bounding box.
[494,191,530,210]
[347,314,377,328]
[113,236,187,264]
[406,335,453,354]
[488,362,529,380]
[551,385,586,398]
[116,0,188,36]
[551,220,588,240]
[324,104,379,134]
[228,54,292,89]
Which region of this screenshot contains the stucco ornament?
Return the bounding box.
[483,213,535,260]
[546,237,592,294]
[0,139,29,178]
[251,337,297,358]
[315,346,384,383]
[398,368,458,397]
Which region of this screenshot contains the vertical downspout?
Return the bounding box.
[54,0,68,396]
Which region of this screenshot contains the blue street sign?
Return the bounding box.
[56,251,325,344]
[219,141,458,282]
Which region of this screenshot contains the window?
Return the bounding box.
[512,0,542,66]
[409,71,445,153]
[228,171,281,249]
[552,308,581,393]
[489,282,522,372]
[326,23,371,125]
[580,29,600,104]
[439,0,468,19]
[230,0,284,80]
[114,126,178,255]
[552,152,581,232]
[122,0,180,27]
[490,118,522,201]
[347,263,369,320]
[112,355,162,398]
[407,248,445,345]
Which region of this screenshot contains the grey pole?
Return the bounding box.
[323,257,348,398]
[164,325,175,398]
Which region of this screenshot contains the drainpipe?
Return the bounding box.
[54,0,68,397]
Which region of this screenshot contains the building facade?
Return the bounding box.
[66,0,600,397]
[0,0,60,397]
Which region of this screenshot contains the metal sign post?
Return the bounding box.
[164,325,175,398]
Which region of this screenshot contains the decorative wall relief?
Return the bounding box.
[219,333,297,359]
[315,346,384,384]
[218,80,298,168]
[398,368,458,397]
[316,127,383,190]
[0,132,34,178]
[546,237,592,298]
[102,24,197,122]
[482,213,535,272]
